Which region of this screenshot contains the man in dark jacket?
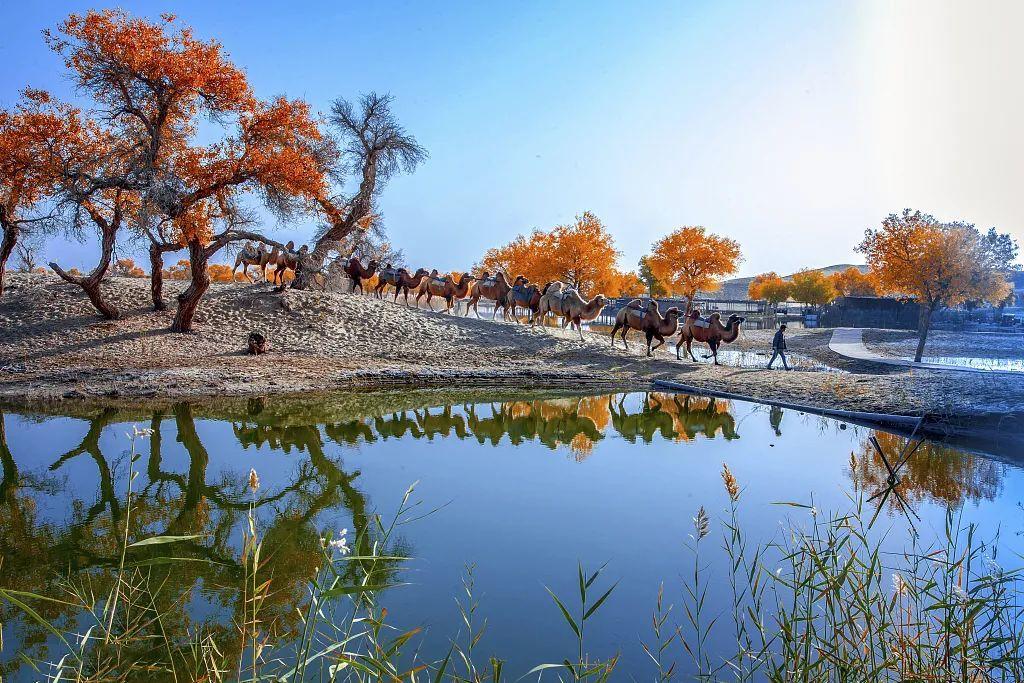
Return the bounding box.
[768,323,791,370]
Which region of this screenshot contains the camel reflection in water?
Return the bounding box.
[0,392,1007,676]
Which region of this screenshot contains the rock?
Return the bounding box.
[247,331,269,355]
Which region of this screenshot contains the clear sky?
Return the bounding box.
[2,0,1021,277]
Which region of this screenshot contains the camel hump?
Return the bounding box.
[625,299,644,310]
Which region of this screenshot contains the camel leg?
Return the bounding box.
[675,337,683,360]
[650,334,665,354]
[620,326,630,349]
[688,341,699,362]
[610,322,621,346]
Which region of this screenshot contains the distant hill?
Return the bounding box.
[702,264,869,301]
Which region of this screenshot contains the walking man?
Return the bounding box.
[768,323,791,370]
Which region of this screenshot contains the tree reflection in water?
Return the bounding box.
[0,391,1005,676]
[849,430,1005,512]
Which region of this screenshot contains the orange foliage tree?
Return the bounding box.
[164,259,192,281]
[207,263,247,283]
[111,258,146,278]
[747,272,791,308]
[788,269,836,306]
[830,267,878,297]
[477,212,640,297]
[858,209,1017,361]
[0,90,70,296]
[46,10,326,331]
[646,226,741,308]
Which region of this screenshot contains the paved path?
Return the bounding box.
[828,328,1018,375]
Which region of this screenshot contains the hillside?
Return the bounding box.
[705,264,868,300]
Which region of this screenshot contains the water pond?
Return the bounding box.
[1,390,1021,677]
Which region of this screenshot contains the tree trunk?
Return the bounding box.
[150,243,167,311]
[49,225,120,320]
[171,241,210,333]
[0,224,19,298]
[914,303,934,363]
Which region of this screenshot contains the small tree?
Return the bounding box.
[646,226,741,310]
[15,238,40,273]
[858,209,1017,361]
[830,267,878,297]
[292,93,426,290]
[638,256,667,297]
[789,269,836,307]
[747,272,791,310]
[111,258,146,278]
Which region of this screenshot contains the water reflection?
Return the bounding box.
[850,430,1005,509]
[0,391,1010,676]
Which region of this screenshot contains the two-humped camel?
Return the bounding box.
[676,309,745,364]
[375,266,429,305]
[465,271,513,319]
[505,276,545,324]
[416,271,474,313]
[535,281,608,341]
[610,299,682,356]
[343,256,379,295]
[232,241,304,284]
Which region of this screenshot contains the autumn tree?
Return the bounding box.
[291,93,426,290]
[830,266,878,297]
[476,212,632,296]
[0,90,68,296]
[646,226,741,309]
[111,258,146,278]
[788,269,836,306]
[858,209,1017,361]
[46,10,325,331]
[747,272,791,308]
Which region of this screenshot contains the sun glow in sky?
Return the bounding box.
[1,0,1021,277]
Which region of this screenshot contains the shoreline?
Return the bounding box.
[2,273,1023,430]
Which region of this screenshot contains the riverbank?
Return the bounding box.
[2,273,1022,423]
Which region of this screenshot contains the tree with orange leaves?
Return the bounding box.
[788,269,836,306]
[829,266,878,297]
[45,10,327,331]
[858,209,1017,361]
[111,258,146,278]
[477,212,639,296]
[0,90,68,297]
[747,272,791,308]
[646,226,741,309]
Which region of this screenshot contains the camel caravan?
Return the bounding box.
[230,242,745,362]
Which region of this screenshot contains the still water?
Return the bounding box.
[1,390,1021,677]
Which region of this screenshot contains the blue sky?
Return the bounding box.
[2,1,1021,277]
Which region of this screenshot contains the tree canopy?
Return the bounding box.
[646,226,741,306]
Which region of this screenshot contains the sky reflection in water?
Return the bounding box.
[1,390,1021,676]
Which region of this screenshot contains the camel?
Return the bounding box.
[504,276,544,323]
[342,256,379,295]
[267,241,309,285]
[232,242,273,282]
[394,267,429,306]
[611,299,682,355]
[373,264,402,299]
[465,271,513,320]
[415,271,473,313]
[675,310,745,364]
[610,299,653,349]
[535,281,609,341]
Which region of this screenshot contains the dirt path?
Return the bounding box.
[1,274,1022,422]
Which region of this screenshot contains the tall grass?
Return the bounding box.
[1,430,1022,681]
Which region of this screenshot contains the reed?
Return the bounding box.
[1,433,1022,681]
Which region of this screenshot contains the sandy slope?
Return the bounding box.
[1,273,1022,421]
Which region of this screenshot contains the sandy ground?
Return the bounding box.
[2,273,1023,422]
[864,329,1024,360]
